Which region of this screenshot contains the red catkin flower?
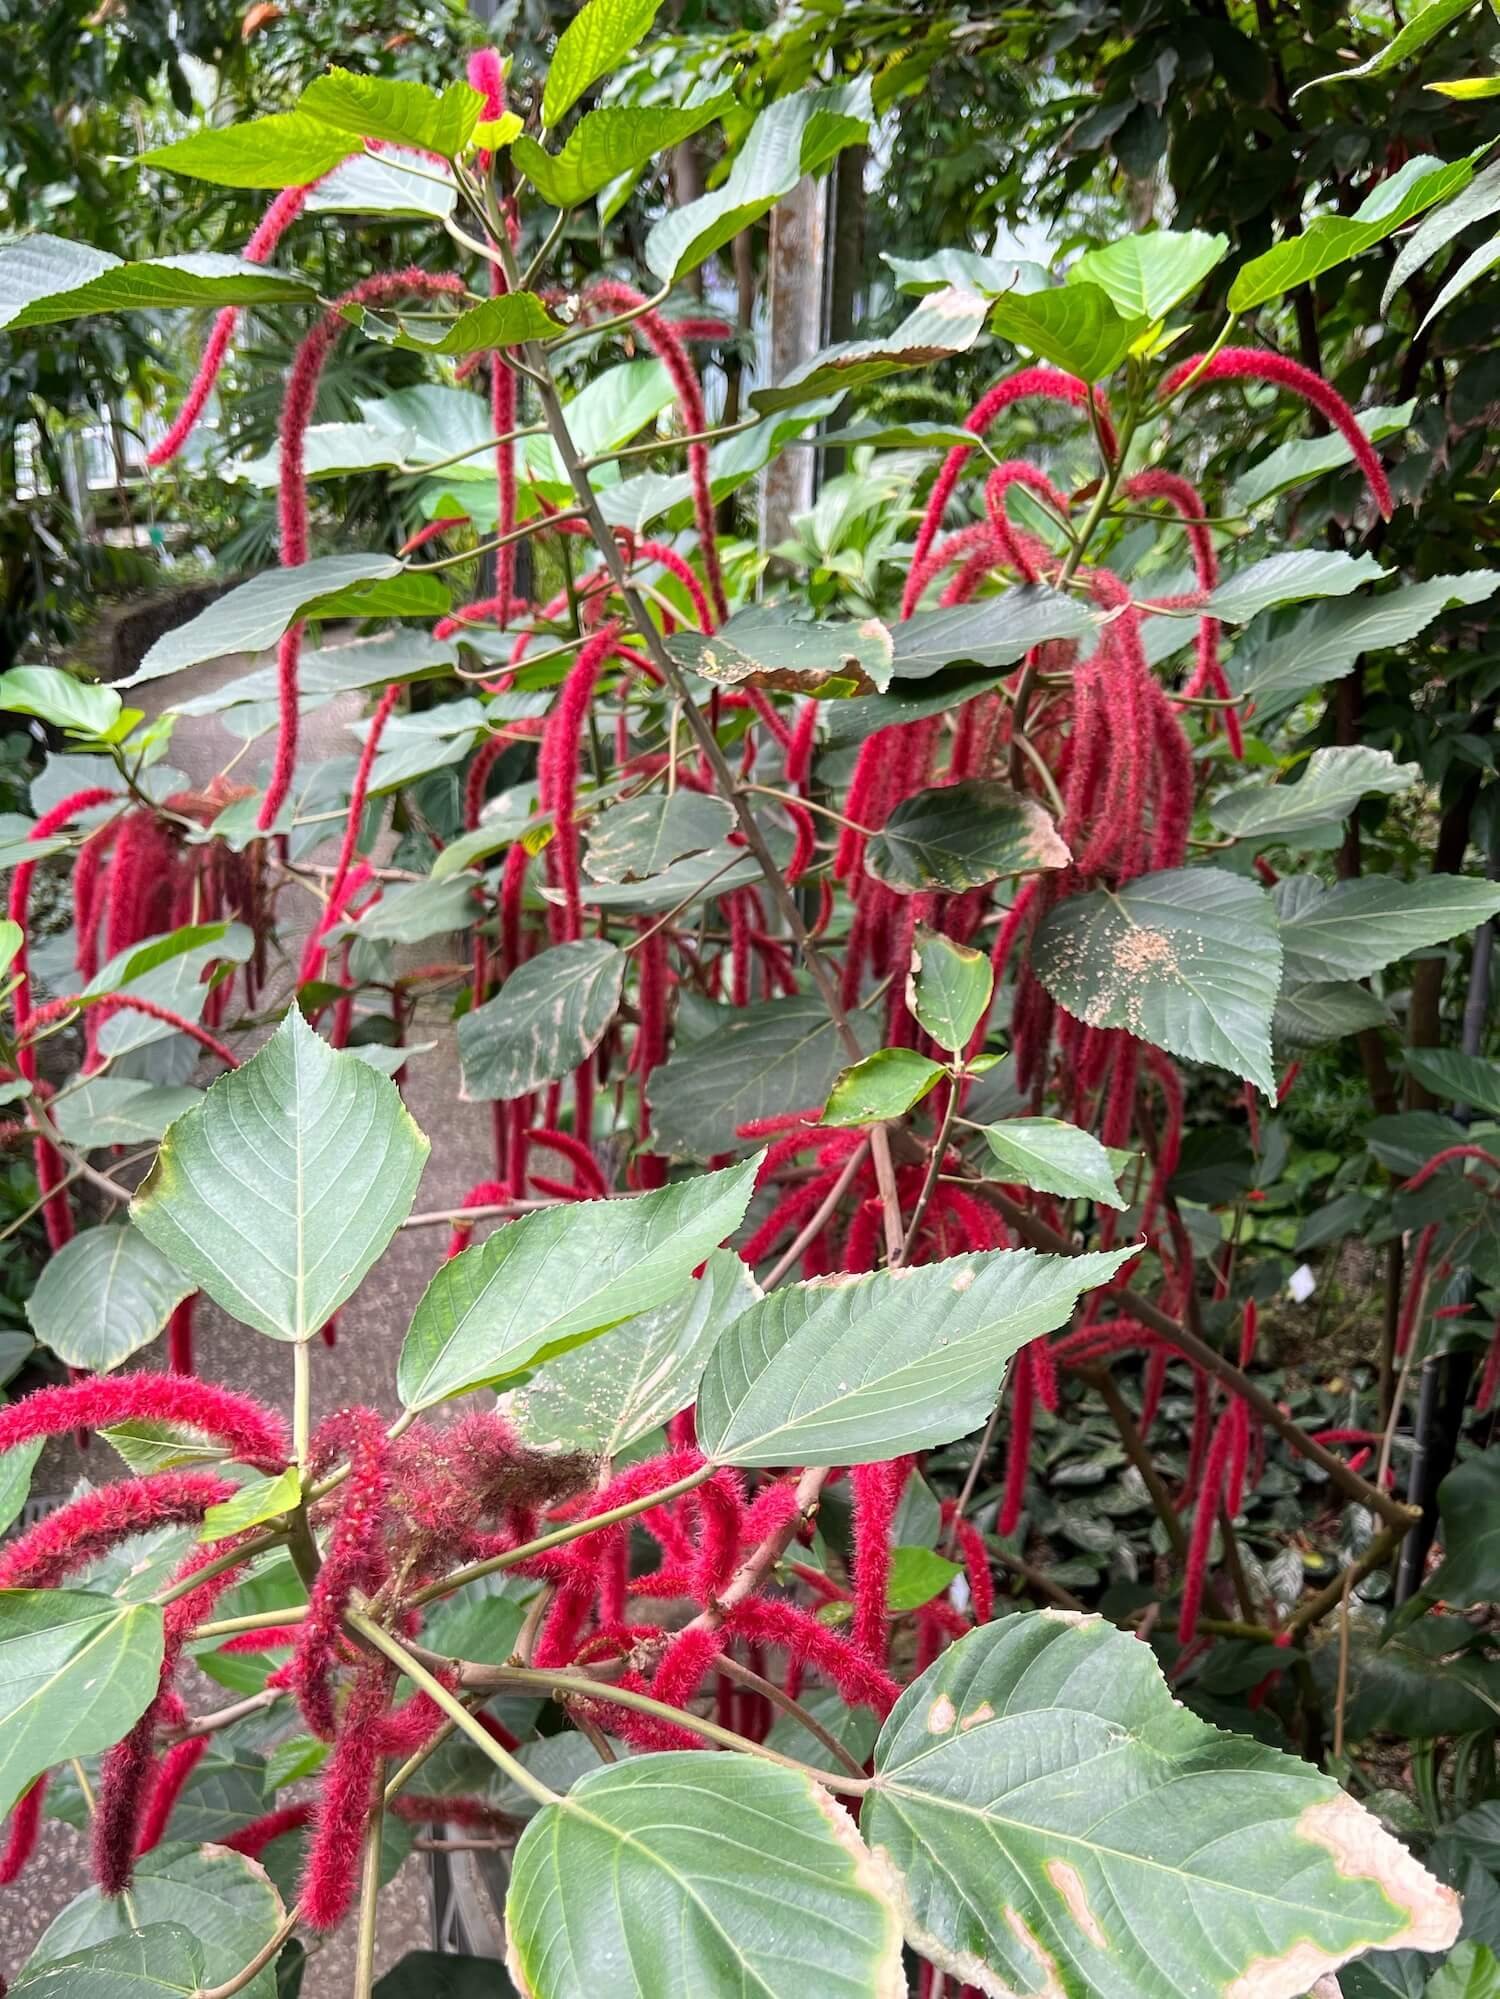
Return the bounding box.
[0,1373,287,1471]
[292,1407,391,1738]
[1405,1144,1500,1191]
[300,1661,391,1930]
[850,1458,906,1661]
[0,1777,47,1886]
[538,622,624,940]
[1395,1222,1440,1358]
[220,1802,314,1859]
[167,1295,196,1375]
[135,1735,209,1855]
[1179,1409,1237,1641]
[0,1469,236,1590]
[1160,347,1393,521]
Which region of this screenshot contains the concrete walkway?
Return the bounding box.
[4,651,498,1988]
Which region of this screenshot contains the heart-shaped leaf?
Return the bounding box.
[907,927,994,1055]
[823,1048,947,1127]
[988,281,1148,380]
[1069,228,1228,318]
[515,100,730,207]
[981,1117,1128,1209]
[25,1225,193,1373]
[459,940,626,1102]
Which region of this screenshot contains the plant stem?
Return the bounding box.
[408,1462,715,1609]
[353,1803,383,1999]
[293,1340,312,1468]
[345,1609,562,1810]
[192,1909,300,1999]
[895,1075,958,1265]
[1086,1366,1188,1558]
[711,1653,868,1778]
[762,1139,870,1287]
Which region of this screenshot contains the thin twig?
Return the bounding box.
[761,1140,870,1287]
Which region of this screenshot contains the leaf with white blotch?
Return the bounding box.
[1385,157,1500,309]
[0,236,315,333]
[1211,745,1419,843]
[140,113,353,187]
[398,1155,760,1409]
[649,996,879,1158]
[1404,1049,1500,1119]
[697,1246,1129,1466]
[907,927,994,1056]
[981,1117,1127,1210]
[25,1844,284,1999]
[988,281,1148,381]
[645,81,872,282]
[1275,980,1393,1048]
[1278,875,1500,985]
[124,556,449,686]
[340,291,561,357]
[1296,0,1475,95]
[862,1612,1459,1999]
[884,248,1048,295]
[0,1589,164,1816]
[668,607,894,696]
[1070,229,1228,318]
[0,666,121,737]
[10,1925,204,1998]
[504,1753,904,1999]
[516,99,730,207]
[1232,403,1416,511]
[1228,152,1478,310]
[299,70,482,157]
[25,1225,193,1373]
[1033,867,1281,1097]
[543,0,664,125]
[867,780,1070,894]
[751,287,990,414]
[1236,573,1500,709]
[51,1079,200,1147]
[1205,549,1385,624]
[824,1048,947,1127]
[892,586,1097,678]
[131,1006,429,1344]
[200,1469,302,1543]
[459,940,626,1102]
[585,793,734,883]
[507,1250,759,1457]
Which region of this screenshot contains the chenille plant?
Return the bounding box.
[0,3,1498,1995]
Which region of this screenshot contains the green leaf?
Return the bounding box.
[342,872,481,943]
[1227,152,1478,311]
[306,148,457,220]
[1069,229,1228,318]
[340,291,562,356]
[1236,573,1500,706]
[887,1544,962,1613]
[299,70,483,157]
[981,1117,1128,1210]
[1403,1049,1500,1118]
[94,927,255,1065]
[648,996,879,1158]
[1278,876,1500,983]
[0,1437,41,1535]
[131,1006,429,1344]
[1232,401,1417,511]
[459,939,626,1101]
[1418,1447,1500,1611]
[508,1249,758,1456]
[0,1589,164,1816]
[1033,866,1282,1097]
[892,587,1097,677]
[863,1612,1460,1999]
[505,1752,903,1996]
[397,1155,760,1409]
[867,780,1070,894]
[645,81,872,282]
[1297,0,1476,93]
[817,419,990,453]
[25,1844,284,1999]
[0,237,316,332]
[170,629,458,713]
[123,556,443,686]
[372,1955,500,1999]
[51,1079,201,1147]
[1426,1942,1500,1999]
[764,1689,879,1776]
[0,919,22,979]
[585,793,735,883]
[907,927,994,1055]
[697,1246,1129,1466]
[884,248,1047,295]
[668,607,895,695]
[1384,158,1500,309]
[1419,228,1500,328]
[1211,745,1419,842]
[200,1469,302,1543]
[988,281,1148,381]
[751,286,991,414]
[140,113,354,188]
[1276,979,1394,1047]
[11,1926,204,1998]
[1206,549,1385,623]
[823,1048,947,1127]
[25,1225,193,1373]
[515,99,729,207]
[0,666,121,737]
[543,0,664,125]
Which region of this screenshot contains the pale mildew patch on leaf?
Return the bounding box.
[1225,1939,1357,1999]
[1299,1793,1461,1951]
[876,1855,1033,1999]
[805,1783,908,1999]
[1003,1909,1067,1999]
[1044,1858,1108,1951]
[951,1267,976,1293]
[927,1692,957,1734]
[1038,1605,1094,1628]
[959,1700,994,1731]
[1310,1979,1343,1999]
[1019,799,1072,873]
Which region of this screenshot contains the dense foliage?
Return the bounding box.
[1,1,1499,1995]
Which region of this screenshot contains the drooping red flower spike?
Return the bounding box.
[1160,348,1393,521]
[983,462,1072,585]
[0,1777,47,1886]
[538,620,626,941]
[0,1469,236,1590]
[1179,1406,1238,1641]
[291,1406,391,1738]
[0,1373,288,1472]
[134,1735,210,1855]
[300,1660,392,1930]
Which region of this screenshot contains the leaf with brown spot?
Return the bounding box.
[866,781,1070,895]
[667,606,895,696]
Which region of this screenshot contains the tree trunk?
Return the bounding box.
[760,173,827,554]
